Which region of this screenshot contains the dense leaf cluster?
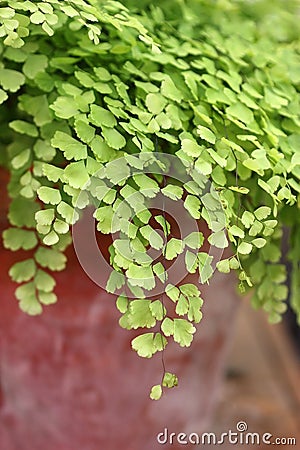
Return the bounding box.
[0,0,299,398]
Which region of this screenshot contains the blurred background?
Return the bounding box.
[1,1,300,449]
[208,298,300,449]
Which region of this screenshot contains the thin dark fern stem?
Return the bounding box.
[155,135,167,382]
[160,171,168,379]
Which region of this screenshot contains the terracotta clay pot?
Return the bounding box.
[0,169,239,450]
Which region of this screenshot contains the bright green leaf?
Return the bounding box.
[35,209,55,226]
[63,161,90,189]
[241,211,255,228]
[184,195,201,219]
[176,294,189,316]
[106,270,125,293]
[208,230,228,248]
[188,297,203,323]
[145,92,167,114]
[57,201,79,225]
[161,184,183,200]
[9,120,38,137]
[50,96,79,119]
[150,384,162,400]
[252,238,267,248]
[238,242,253,255]
[3,228,37,250]
[229,225,245,238]
[165,284,180,302]
[150,300,166,321]
[34,269,56,292]
[131,333,157,358]
[165,238,184,260]
[43,230,59,246]
[126,264,155,290]
[162,372,178,388]
[216,258,230,273]
[173,318,196,347]
[101,127,126,149]
[51,131,87,160]
[181,138,202,157]
[37,187,61,205]
[129,299,156,329]
[35,247,66,271]
[90,105,117,128]
[184,231,204,249]
[11,149,31,169]
[197,125,216,144]
[116,294,128,313]
[0,68,25,92]
[9,259,36,282]
[23,54,48,79]
[38,291,57,305]
[254,206,271,220]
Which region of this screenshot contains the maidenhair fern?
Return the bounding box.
[0,0,300,399]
